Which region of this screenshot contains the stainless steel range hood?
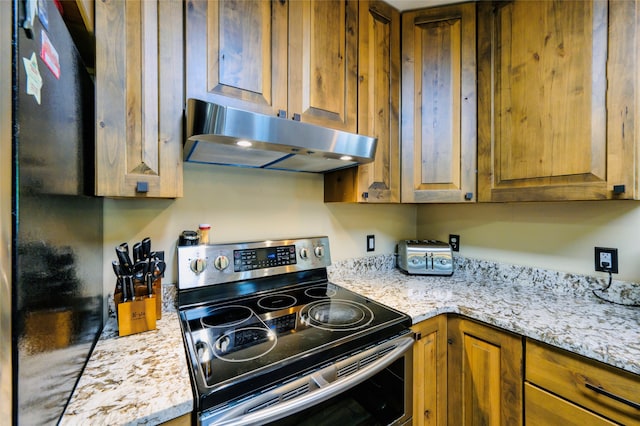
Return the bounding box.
[184,99,377,173]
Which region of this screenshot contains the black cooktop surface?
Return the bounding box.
[179,281,411,410]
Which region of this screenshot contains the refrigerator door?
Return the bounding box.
[17,0,94,196]
[13,1,103,425]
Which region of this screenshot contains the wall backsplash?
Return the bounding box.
[417,201,640,282]
[102,163,417,300]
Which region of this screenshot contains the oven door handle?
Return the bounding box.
[208,335,414,426]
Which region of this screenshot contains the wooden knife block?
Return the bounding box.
[117,297,156,337]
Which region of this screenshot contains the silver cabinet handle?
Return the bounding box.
[585,382,640,410]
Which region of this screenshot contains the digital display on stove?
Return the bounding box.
[233,245,297,272]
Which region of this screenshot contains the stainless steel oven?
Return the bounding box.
[177,237,413,425]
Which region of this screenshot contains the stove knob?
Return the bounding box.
[214,255,229,270]
[314,246,324,258]
[190,258,207,274]
[299,247,309,259]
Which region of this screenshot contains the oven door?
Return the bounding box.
[201,334,414,426]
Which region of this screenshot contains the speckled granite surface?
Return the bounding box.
[60,312,192,425]
[328,255,640,375]
[60,254,640,425]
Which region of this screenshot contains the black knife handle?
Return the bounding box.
[116,245,133,275]
[141,237,151,259]
[132,242,143,263]
[146,273,154,298]
[121,275,129,302]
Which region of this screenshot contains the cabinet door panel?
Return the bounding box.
[357,1,400,202]
[186,0,287,116]
[401,4,476,203]
[447,317,523,426]
[478,0,638,201]
[412,316,447,426]
[96,0,183,198]
[324,0,400,203]
[289,0,357,132]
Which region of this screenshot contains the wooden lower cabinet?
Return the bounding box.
[412,315,448,426]
[447,317,523,426]
[526,338,640,425]
[525,383,616,425]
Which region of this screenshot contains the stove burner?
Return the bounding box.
[213,327,277,362]
[257,294,297,310]
[201,305,253,329]
[304,286,337,299]
[300,299,374,331]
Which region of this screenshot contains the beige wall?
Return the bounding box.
[417,201,640,281]
[102,163,417,295]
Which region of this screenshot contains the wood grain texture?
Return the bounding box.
[186,0,288,116]
[289,0,358,131]
[96,0,183,198]
[526,338,640,424]
[401,3,476,203]
[324,0,400,203]
[478,0,638,201]
[525,383,617,425]
[447,317,523,426]
[412,315,448,426]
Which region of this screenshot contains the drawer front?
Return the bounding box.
[526,339,640,424]
[525,383,616,426]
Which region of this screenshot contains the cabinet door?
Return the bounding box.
[447,317,523,426]
[412,315,448,426]
[185,0,288,117]
[324,0,400,203]
[401,3,477,203]
[289,0,358,132]
[96,0,183,198]
[478,0,638,201]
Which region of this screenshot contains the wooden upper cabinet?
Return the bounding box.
[288,0,358,132]
[186,0,357,133]
[95,0,183,198]
[478,0,638,201]
[185,0,288,117]
[324,0,400,203]
[401,3,477,203]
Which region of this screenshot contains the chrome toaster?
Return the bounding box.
[396,240,453,276]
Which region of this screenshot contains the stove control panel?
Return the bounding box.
[177,237,331,290]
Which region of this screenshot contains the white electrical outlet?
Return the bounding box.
[599,251,612,268]
[594,247,618,273]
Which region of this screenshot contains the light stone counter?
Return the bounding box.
[60,255,640,425]
[60,312,193,425]
[328,255,640,375]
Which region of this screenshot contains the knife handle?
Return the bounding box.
[146,273,154,298]
[121,275,129,302]
[132,242,143,263]
[141,237,151,259]
[116,245,133,275]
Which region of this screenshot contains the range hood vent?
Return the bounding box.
[184,99,377,173]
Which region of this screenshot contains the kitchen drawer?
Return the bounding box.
[526,338,640,424]
[525,383,616,425]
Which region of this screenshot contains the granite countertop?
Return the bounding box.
[60,312,193,425]
[329,255,640,375]
[61,255,640,425]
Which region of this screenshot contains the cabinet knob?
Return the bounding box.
[292,113,301,121]
[136,181,149,193]
[277,109,287,119]
[613,185,625,194]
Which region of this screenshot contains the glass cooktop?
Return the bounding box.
[179,281,411,410]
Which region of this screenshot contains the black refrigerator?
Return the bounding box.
[2,1,104,424]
